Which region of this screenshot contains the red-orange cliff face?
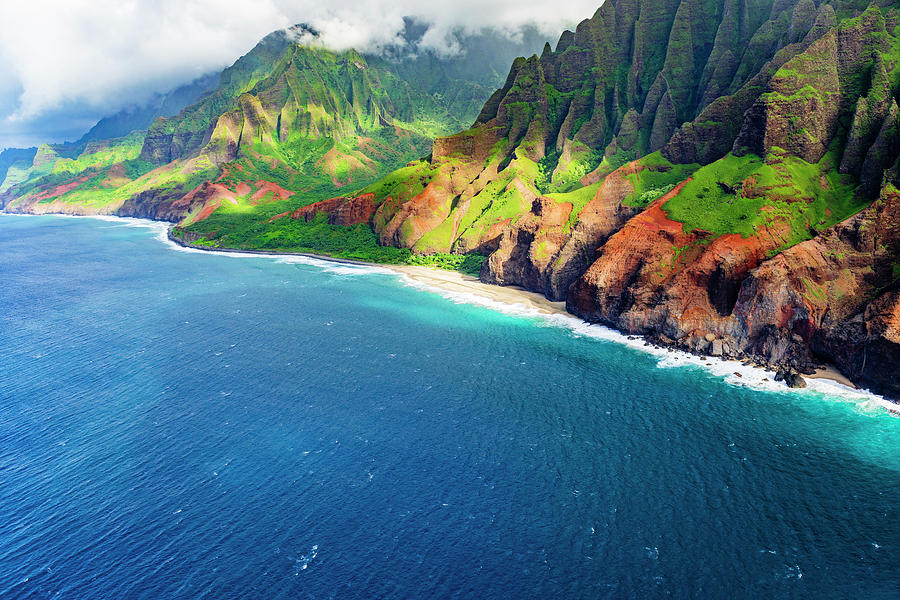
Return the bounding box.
[288,193,380,226]
[567,184,786,345]
[267,0,900,398]
[731,183,900,397]
[4,0,899,398]
[562,177,900,397]
[484,163,648,300]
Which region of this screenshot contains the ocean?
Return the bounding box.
[1,214,898,599]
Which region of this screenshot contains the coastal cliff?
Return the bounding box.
[257,0,900,397]
[2,0,899,398]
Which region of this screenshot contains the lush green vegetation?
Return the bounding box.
[450,173,531,251]
[50,132,145,176]
[621,153,699,208]
[185,205,409,260]
[2,134,149,200]
[550,144,605,193]
[546,182,602,227]
[664,153,763,233]
[359,161,435,204]
[168,1,897,288]
[1,33,536,220]
[4,1,899,294]
[663,150,864,251]
[181,205,485,275]
[406,253,487,276]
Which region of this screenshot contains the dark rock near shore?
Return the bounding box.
[785,372,808,389]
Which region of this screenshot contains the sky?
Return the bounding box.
[0,0,601,150]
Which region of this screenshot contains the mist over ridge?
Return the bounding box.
[0,0,601,149]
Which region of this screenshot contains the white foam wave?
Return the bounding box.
[294,545,319,573]
[14,213,895,414]
[394,269,897,415]
[274,256,393,276]
[397,273,551,319]
[323,264,394,276]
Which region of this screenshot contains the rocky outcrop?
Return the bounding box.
[567,190,785,349]
[732,175,900,393]
[366,0,853,262]
[140,127,214,165]
[118,183,211,223]
[483,161,652,300]
[264,1,900,400]
[856,288,900,398]
[860,101,900,196]
[5,0,900,400]
[289,193,380,226]
[562,168,900,393]
[378,175,458,249]
[840,54,893,176]
[732,29,841,162]
[481,196,574,294]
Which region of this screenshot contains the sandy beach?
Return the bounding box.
[388,265,568,316]
[5,213,893,408]
[808,366,858,389]
[387,266,870,397]
[151,223,888,402]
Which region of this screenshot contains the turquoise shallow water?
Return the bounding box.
[0,215,898,599]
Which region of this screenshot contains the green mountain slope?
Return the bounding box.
[180,0,898,396]
[3,3,900,395]
[0,25,546,229]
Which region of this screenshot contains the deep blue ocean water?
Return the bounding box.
[0,215,898,599]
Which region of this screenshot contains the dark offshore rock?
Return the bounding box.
[564,158,900,393]
[785,372,807,388]
[7,0,900,400]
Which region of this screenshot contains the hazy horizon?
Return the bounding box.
[0,0,602,150]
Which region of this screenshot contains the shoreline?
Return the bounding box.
[4,212,895,411]
[385,267,900,413]
[167,224,890,407]
[388,265,568,316]
[166,228,378,266]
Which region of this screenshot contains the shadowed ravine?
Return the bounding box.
[5,1,900,398]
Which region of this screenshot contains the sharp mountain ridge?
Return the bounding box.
[2,2,899,398]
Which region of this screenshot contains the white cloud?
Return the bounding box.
[0,0,291,121]
[0,0,601,147]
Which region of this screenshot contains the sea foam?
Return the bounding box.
[393,269,897,415]
[11,213,892,414]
